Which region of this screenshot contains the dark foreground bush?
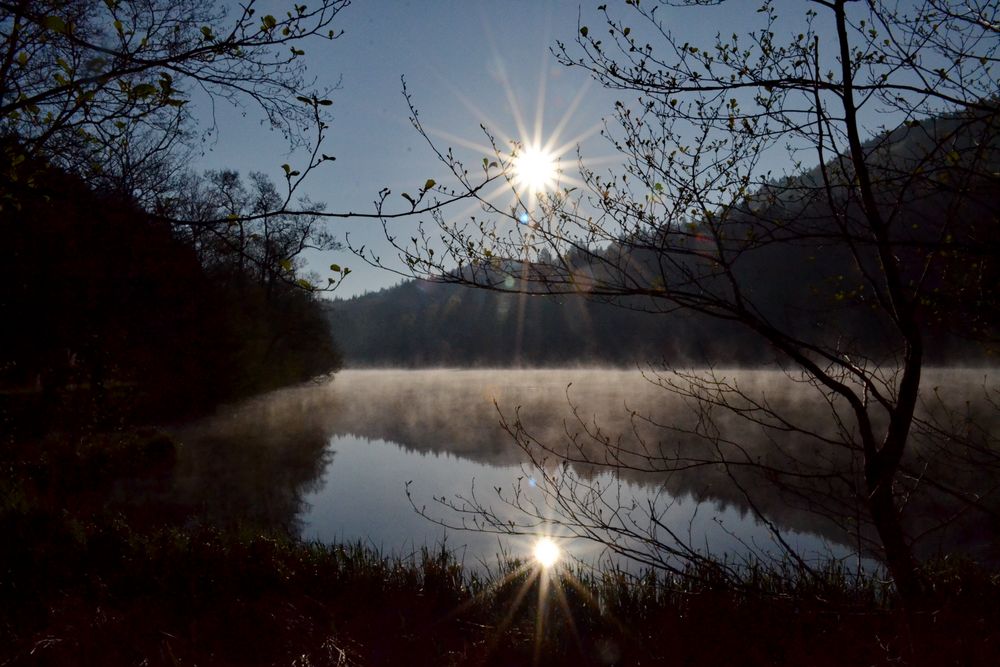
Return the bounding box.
[1,509,998,666]
[1,423,996,665]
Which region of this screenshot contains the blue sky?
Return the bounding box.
[192,0,878,298]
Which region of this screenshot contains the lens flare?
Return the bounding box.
[533,538,560,568]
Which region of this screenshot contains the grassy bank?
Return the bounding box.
[1,424,998,665]
[2,512,998,665]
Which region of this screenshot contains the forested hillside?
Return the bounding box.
[326,282,758,366]
[1,153,341,424]
[329,111,999,368]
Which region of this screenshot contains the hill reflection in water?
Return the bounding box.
[173,368,999,568]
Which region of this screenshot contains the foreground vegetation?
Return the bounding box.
[2,521,997,665]
[1,426,998,666]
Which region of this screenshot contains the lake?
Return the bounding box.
[168,368,999,570]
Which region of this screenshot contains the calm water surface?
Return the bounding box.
[172,368,998,569]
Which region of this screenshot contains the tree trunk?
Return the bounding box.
[835,0,925,606]
[866,458,923,605]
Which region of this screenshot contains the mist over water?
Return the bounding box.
[172,368,999,569]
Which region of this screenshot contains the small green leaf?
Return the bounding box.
[279,258,293,271]
[296,278,313,290]
[132,83,156,97]
[579,26,588,38]
[423,178,436,191]
[42,15,66,33]
[262,14,277,29]
[317,99,333,106]
[281,163,291,175]
[329,263,341,272]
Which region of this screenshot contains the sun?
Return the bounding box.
[419,46,609,220]
[533,537,561,568]
[512,143,558,195]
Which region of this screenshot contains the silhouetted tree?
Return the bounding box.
[0,0,348,204]
[169,169,338,291]
[368,0,1000,604]
[0,153,341,422]
[1,149,204,413]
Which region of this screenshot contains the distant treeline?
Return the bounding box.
[326,284,762,366]
[326,276,994,367]
[0,148,340,425]
[328,112,998,368]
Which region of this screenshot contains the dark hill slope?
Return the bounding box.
[328,112,999,367]
[325,281,758,367]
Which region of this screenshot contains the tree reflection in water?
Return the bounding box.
[167,369,998,566]
[169,387,337,536]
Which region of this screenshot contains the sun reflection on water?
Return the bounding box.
[533,537,561,568]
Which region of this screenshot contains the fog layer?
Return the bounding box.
[170,368,999,563]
